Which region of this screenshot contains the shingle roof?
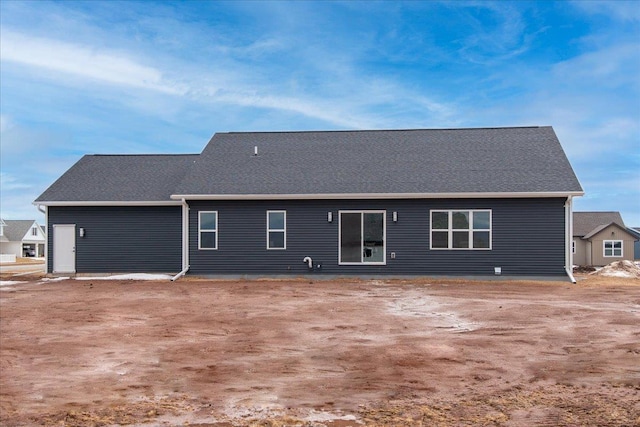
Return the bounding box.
[573,212,625,237]
[2,220,37,242]
[35,126,583,204]
[35,155,198,203]
[174,126,583,196]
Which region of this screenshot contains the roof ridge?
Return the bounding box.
[223,126,546,135]
[87,153,199,157]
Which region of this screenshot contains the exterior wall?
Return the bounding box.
[573,238,588,266]
[0,241,22,257]
[588,225,636,266]
[47,206,182,273]
[188,198,568,277]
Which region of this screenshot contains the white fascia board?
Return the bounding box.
[33,201,183,207]
[171,191,584,200]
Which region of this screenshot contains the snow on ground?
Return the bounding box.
[591,260,640,279]
[0,280,25,287]
[75,273,172,281]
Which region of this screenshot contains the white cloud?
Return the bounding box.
[0,29,186,95]
[571,1,640,23]
[0,172,31,191]
[0,115,12,133]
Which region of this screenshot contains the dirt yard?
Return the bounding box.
[1,273,639,426]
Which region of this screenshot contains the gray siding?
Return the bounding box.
[188,198,567,277]
[47,206,182,273]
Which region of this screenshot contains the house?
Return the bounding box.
[630,227,640,260]
[0,219,46,258]
[572,212,639,266]
[34,126,584,280]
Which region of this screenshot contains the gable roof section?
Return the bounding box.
[35,154,198,205]
[34,126,583,205]
[173,126,583,198]
[573,211,625,237]
[2,220,38,242]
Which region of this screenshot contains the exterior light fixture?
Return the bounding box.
[327,212,333,223]
[79,228,85,237]
[392,212,398,222]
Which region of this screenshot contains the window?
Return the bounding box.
[603,240,622,257]
[32,226,38,236]
[339,211,385,264]
[572,240,576,254]
[199,211,218,250]
[430,210,491,250]
[267,211,286,249]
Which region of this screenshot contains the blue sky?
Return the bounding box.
[1,1,639,225]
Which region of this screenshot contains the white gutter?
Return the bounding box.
[565,196,577,284]
[170,191,585,201]
[34,201,182,207]
[35,204,48,274]
[172,198,190,281]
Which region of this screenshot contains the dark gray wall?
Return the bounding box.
[47,206,182,273]
[188,198,567,277]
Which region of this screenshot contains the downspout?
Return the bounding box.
[171,198,190,281]
[564,196,577,283]
[36,204,48,274]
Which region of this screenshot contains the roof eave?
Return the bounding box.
[170,191,585,201]
[33,201,183,207]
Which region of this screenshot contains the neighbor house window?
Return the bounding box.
[603,240,622,257]
[339,210,385,264]
[430,210,491,250]
[32,226,38,236]
[199,211,218,250]
[267,211,286,249]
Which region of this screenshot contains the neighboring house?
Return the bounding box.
[34,126,584,280]
[573,212,639,266]
[0,219,46,258]
[630,227,640,260]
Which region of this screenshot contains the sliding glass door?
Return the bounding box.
[339,211,386,265]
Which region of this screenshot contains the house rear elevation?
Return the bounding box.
[34,126,584,280]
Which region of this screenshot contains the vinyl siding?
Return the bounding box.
[47,206,182,273]
[188,198,567,277]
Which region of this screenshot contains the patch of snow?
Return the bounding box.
[39,277,69,283]
[75,273,172,281]
[590,260,640,279]
[303,410,358,422]
[387,295,479,332]
[601,270,636,278]
[0,280,25,287]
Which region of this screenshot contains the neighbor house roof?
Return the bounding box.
[34,126,583,205]
[573,212,625,237]
[1,220,39,242]
[174,126,583,198]
[35,154,198,204]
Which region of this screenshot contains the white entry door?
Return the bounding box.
[53,224,76,273]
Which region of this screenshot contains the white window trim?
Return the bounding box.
[198,211,218,250]
[267,210,286,250]
[430,209,492,250]
[338,210,386,265]
[603,240,623,257]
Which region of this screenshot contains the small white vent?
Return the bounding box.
[254,146,258,156]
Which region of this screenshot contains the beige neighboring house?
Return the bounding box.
[0,219,46,259]
[573,212,638,266]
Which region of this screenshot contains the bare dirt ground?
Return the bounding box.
[1,273,639,426]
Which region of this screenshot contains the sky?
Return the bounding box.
[1,0,639,225]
